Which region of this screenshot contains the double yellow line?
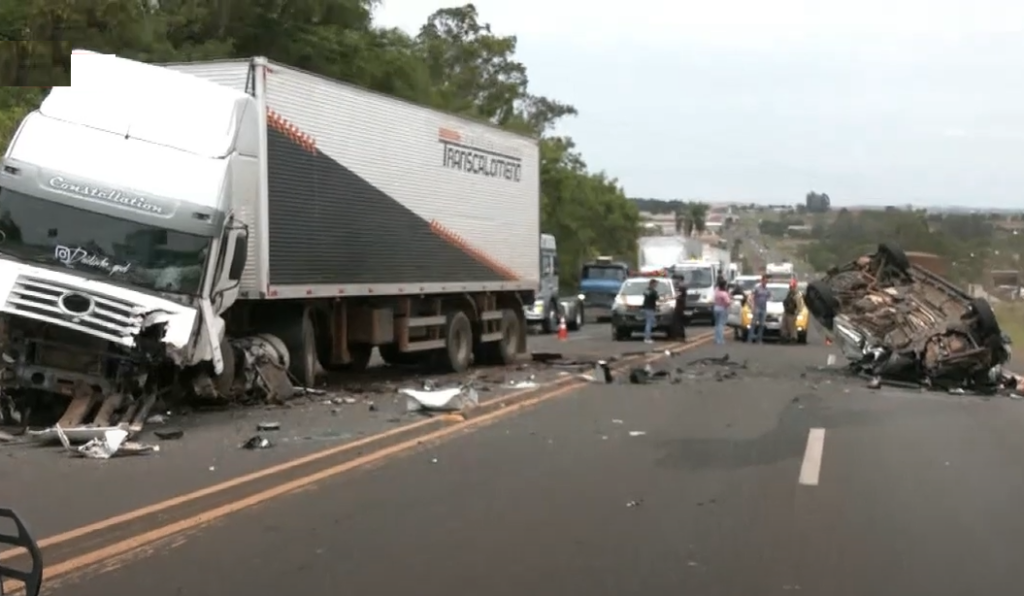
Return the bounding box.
[2,332,713,594]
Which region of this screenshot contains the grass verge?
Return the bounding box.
[994,302,1024,370]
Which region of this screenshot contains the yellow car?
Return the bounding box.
[737,283,809,343]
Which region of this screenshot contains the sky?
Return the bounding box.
[374,0,1024,207]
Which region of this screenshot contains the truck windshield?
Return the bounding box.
[0,187,210,295]
[678,267,714,288]
[583,265,627,281]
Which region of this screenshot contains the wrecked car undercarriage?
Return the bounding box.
[804,243,1014,391]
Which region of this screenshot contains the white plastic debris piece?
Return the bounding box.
[401,386,479,412]
[31,424,128,445]
[629,431,647,437]
[826,354,836,366]
[611,419,624,424]
[75,429,128,459]
[509,380,538,389]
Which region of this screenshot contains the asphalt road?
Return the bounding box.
[0,321,679,538]
[21,325,1024,596]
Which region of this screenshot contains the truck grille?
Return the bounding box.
[583,292,615,307]
[4,275,141,344]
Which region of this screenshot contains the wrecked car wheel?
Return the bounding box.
[442,311,473,373]
[879,242,910,272]
[805,281,838,329]
[970,298,1001,338]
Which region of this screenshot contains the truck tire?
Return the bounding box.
[490,308,520,365]
[441,311,473,373]
[273,307,319,388]
[567,302,583,331]
[213,341,239,397]
[541,301,559,334]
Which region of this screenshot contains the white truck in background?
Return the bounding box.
[766,261,795,277]
[0,52,539,435]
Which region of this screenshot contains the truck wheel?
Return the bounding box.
[492,308,520,365]
[213,342,239,397]
[567,303,583,331]
[442,311,473,373]
[541,302,559,334]
[277,307,319,388]
[612,326,629,341]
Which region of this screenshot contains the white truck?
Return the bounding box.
[0,53,539,434]
[766,261,795,278]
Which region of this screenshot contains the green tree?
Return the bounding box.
[0,1,640,293]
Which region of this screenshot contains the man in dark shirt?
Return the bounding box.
[642,279,659,344]
[672,274,688,341]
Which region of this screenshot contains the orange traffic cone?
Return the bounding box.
[557,316,568,341]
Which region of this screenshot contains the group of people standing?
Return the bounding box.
[639,273,805,346]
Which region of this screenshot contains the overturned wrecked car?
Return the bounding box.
[804,243,1012,389]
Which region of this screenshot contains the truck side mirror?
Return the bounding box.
[228,227,248,282]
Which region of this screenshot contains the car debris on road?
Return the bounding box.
[804,243,1019,393]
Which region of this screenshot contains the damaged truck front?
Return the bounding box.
[0,51,251,436]
[1,51,542,438]
[804,243,1012,390]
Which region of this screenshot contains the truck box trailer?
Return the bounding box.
[163,58,539,299]
[0,53,538,435]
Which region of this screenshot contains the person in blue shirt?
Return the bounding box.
[747,274,771,344]
[642,279,659,344]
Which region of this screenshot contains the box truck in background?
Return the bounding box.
[0,53,538,433]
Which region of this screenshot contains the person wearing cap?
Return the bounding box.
[781,278,804,343]
[747,274,771,344]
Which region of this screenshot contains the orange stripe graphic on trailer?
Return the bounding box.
[267,109,317,154]
[429,220,520,281]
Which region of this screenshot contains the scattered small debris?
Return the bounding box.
[153,429,184,440]
[628,431,647,437]
[0,430,16,443]
[626,499,644,507]
[430,457,439,464]
[256,421,281,431]
[867,376,882,390]
[611,419,624,424]
[242,435,273,450]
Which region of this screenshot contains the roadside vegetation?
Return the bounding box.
[0,1,640,289]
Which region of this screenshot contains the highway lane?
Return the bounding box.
[1,321,681,539]
[42,333,1024,596]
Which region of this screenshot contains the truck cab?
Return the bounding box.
[524,234,582,333]
[0,51,252,433]
[670,260,720,325]
[578,256,629,322]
